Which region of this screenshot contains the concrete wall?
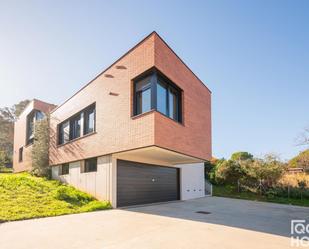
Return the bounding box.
[178,163,205,200]
[52,155,114,202]
[52,155,204,206]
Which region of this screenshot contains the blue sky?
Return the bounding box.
[0,0,308,160]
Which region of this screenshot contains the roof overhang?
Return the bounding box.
[113,146,205,165]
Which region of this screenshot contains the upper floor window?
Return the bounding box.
[133,69,182,123]
[58,103,96,145]
[26,110,44,145]
[135,76,152,114]
[58,120,70,145]
[69,114,81,140]
[84,104,95,135]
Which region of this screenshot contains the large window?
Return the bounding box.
[26,110,44,145]
[133,69,182,122]
[83,157,97,173]
[58,103,96,145]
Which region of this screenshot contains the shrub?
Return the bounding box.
[53,185,94,205]
[265,189,277,199]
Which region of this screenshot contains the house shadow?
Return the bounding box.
[120,196,309,238]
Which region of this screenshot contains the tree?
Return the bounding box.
[0,100,30,166]
[231,151,253,161]
[0,150,10,167]
[31,115,50,177]
[289,149,309,170]
[215,160,247,185]
[0,100,30,122]
[246,154,285,190]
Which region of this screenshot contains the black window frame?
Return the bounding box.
[83,157,97,173]
[59,163,69,175]
[69,113,81,140]
[83,104,96,135]
[133,68,182,123]
[26,110,44,146]
[57,103,96,145]
[18,147,23,162]
[135,76,152,115]
[58,120,70,145]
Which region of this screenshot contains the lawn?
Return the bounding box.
[213,184,309,207]
[0,173,111,222]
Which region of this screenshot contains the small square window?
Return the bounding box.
[59,163,69,175]
[83,158,97,173]
[59,163,70,175]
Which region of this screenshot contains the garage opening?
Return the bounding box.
[117,160,180,207]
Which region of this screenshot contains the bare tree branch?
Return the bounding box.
[296,126,309,146]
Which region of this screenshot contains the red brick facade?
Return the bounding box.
[154,35,212,160]
[46,32,212,165]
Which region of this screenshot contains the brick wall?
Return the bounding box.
[154,34,212,160]
[49,35,156,165]
[49,32,212,166]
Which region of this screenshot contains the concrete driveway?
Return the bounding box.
[1,197,308,249]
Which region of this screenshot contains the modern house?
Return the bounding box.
[13,32,212,207]
[13,99,56,173]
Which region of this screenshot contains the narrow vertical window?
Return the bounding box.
[168,88,178,120]
[135,76,152,115]
[84,104,95,135]
[26,110,45,145]
[58,121,70,145]
[19,147,23,162]
[26,112,35,145]
[70,114,81,140]
[156,81,167,115]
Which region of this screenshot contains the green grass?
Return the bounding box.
[213,184,309,207]
[0,173,111,222]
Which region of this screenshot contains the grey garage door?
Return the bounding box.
[117,160,180,207]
